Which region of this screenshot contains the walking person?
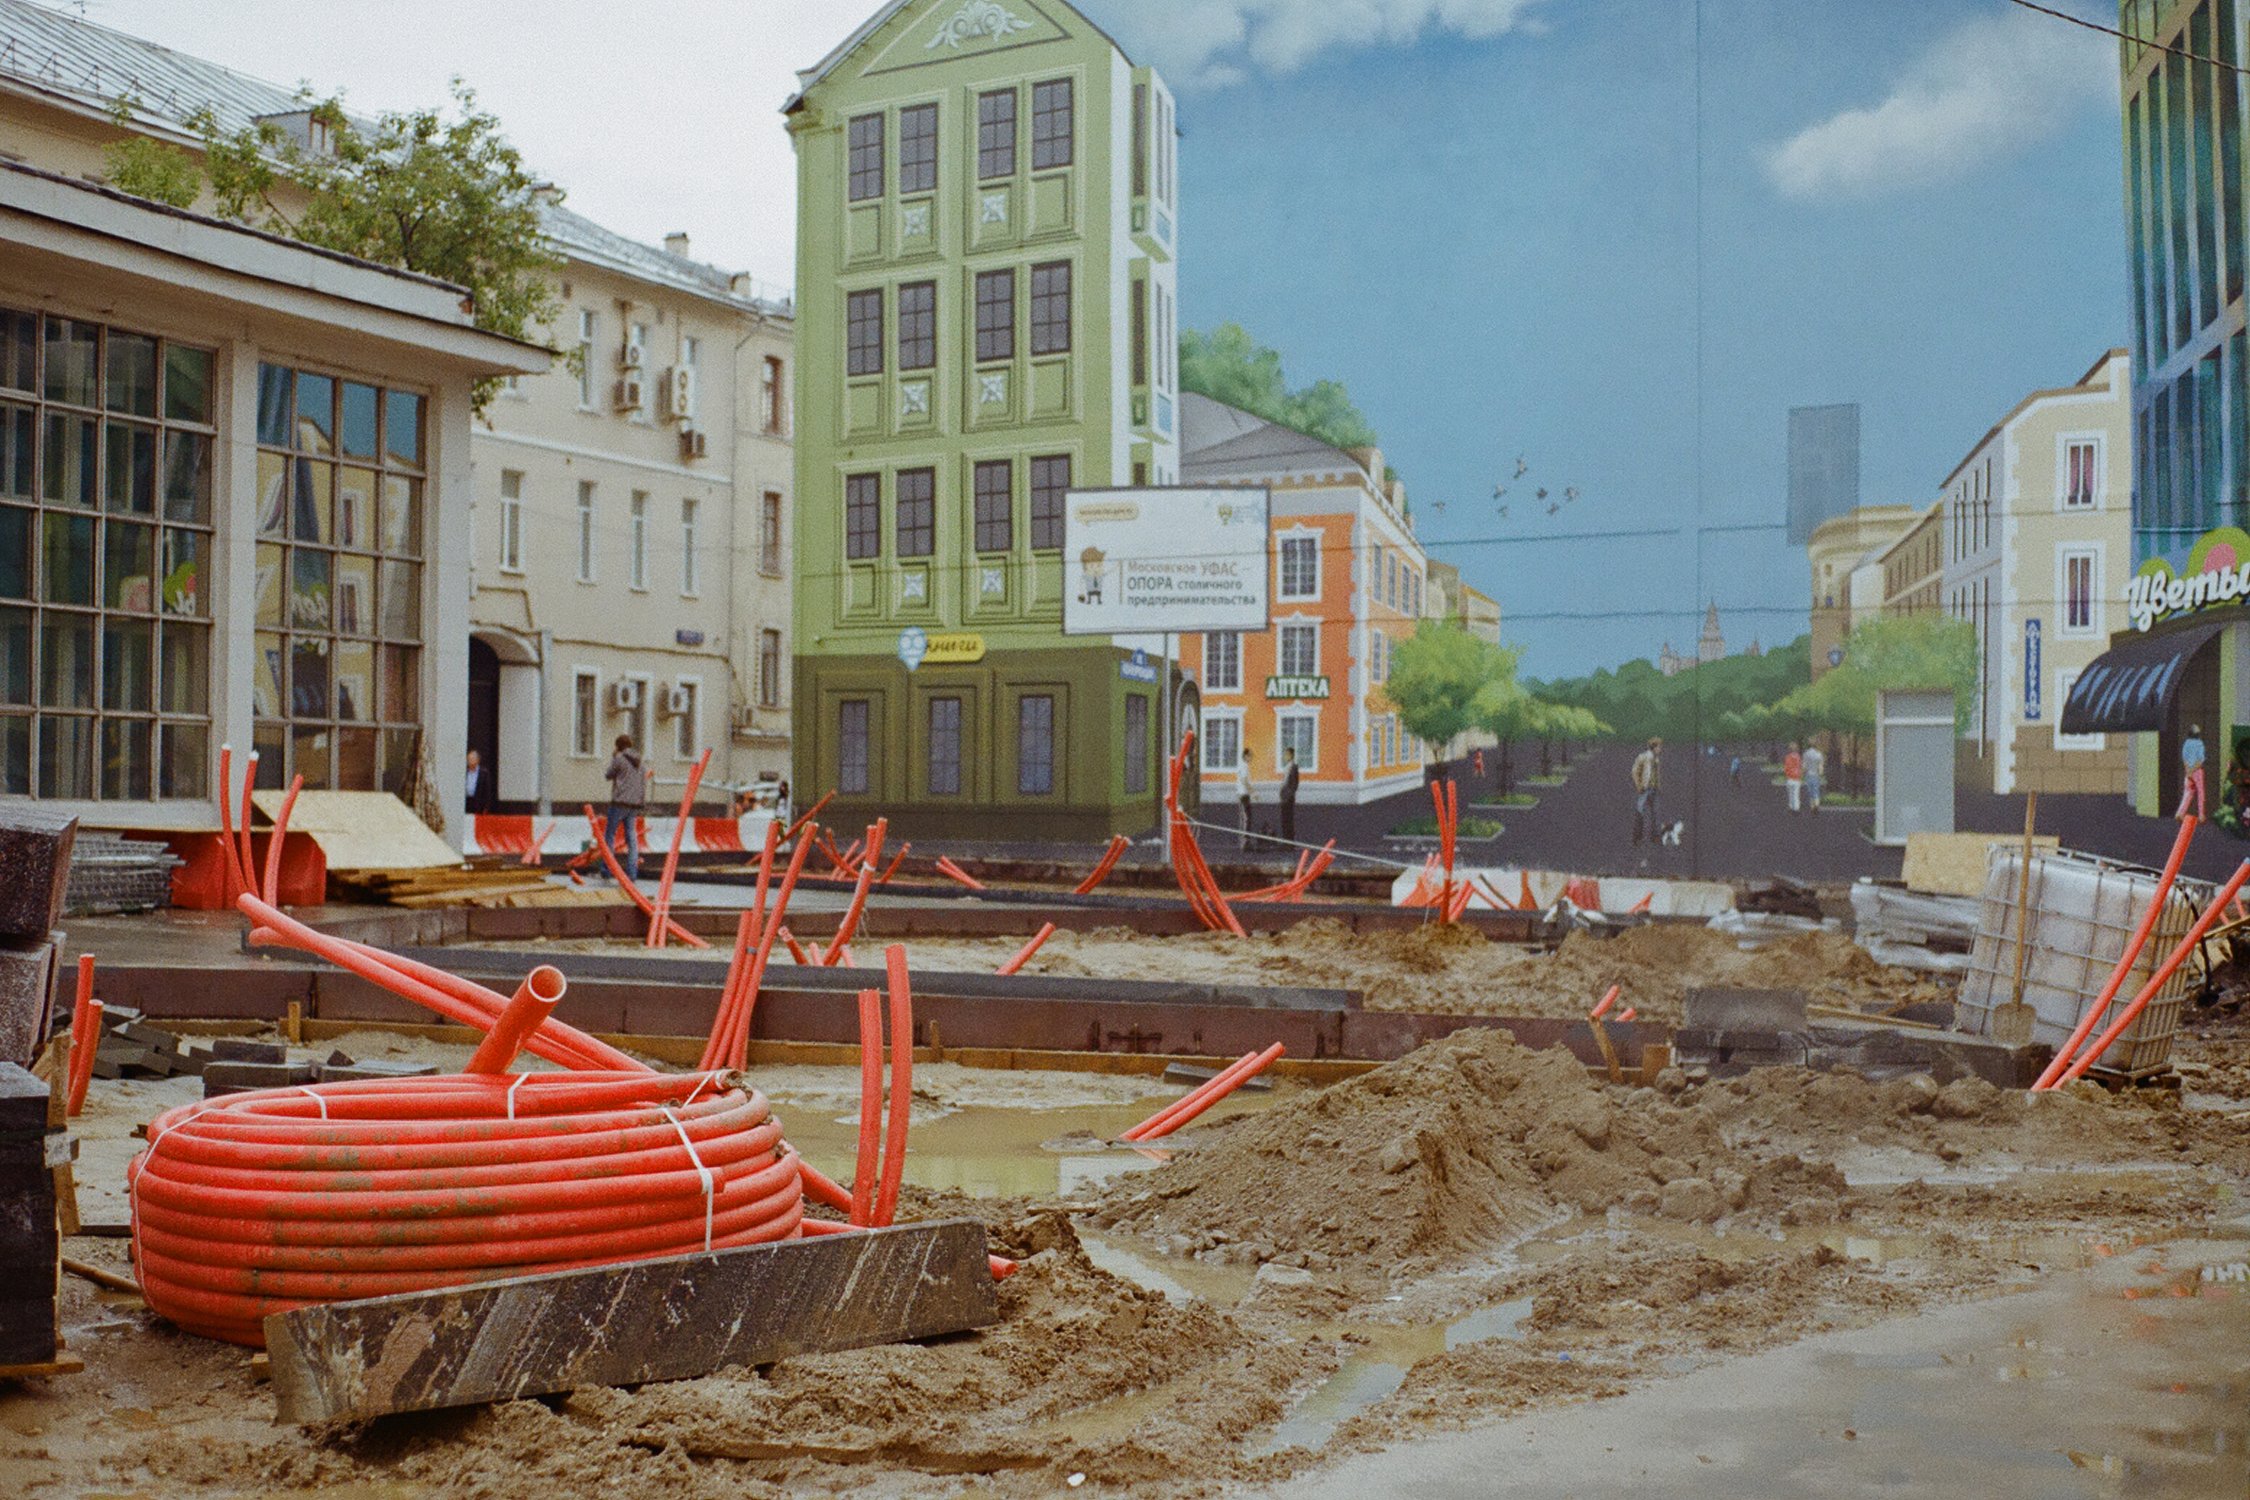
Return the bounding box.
[1783,743,1805,814]
[1280,748,1301,846]
[1728,753,1743,790]
[603,734,650,881]
[1801,739,1826,814]
[1630,737,1662,845]
[1236,746,1255,851]
[463,748,494,815]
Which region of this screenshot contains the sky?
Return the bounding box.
[71,0,2133,677]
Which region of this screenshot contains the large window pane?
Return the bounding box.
[103,520,155,611]
[1017,694,1055,795]
[159,720,208,799]
[291,724,331,789]
[899,103,937,195]
[337,725,377,789]
[43,318,98,406]
[43,413,95,507]
[162,430,211,523]
[0,505,28,599]
[160,623,209,716]
[334,552,373,634]
[294,372,335,453]
[253,632,284,718]
[379,645,419,721]
[293,458,333,542]
[379,475,421,554]
[40,611,94,707]
[336,467,375,549]
[164,344,213,425]
[102,618,153,711]
[257,450,289,536]
[378,560,420,639]
[384,390,424,469]
[161,527,206,617]
[38,714,94,798]
[104,333,157,416]
[0,714,29,794]
[339,381,379,459]
[0,404,28,499]
[43,512,95,604]
[104,422,156,514]
[928,696,962,796]
[0,606,28,703]
[254,542,284,627]
[0,310,33,393]
[291,548,332,629]
[334,639,373,721]
[99,717,152,800]
[839,699,870,794]
[289,635,331,719]
[257,363,293,446]
[252,721,286,789]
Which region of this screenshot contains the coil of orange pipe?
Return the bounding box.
[128,1069,805,1348]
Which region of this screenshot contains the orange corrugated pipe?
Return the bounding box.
[2032,815,2197,1090]
[647,748,712,949]
[1123,1043,1285,1142]
[997,923,1056,976]
[581,806,708,948]
[261,774,302,905]
[214,745,250,904]
[2049,858,2250,1087]
[875,945,914,1226]
[1590,984,1621,1020]
[1073,834,1130,895]
[66,953,97,1117]
[464,967,567,1074]
[851,988,883,1225]
[235,750,260,909]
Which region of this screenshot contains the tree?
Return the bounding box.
[1179,323,1382,454]
[1382,621,1507,769]
[100,83,560,411]
[1765,613,1977,794]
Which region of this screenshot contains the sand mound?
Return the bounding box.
[1091,1030,1844,1280]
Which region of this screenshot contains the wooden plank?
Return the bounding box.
[1902,831,2059,898]
[250,791,458,872]
[0,1352,82,1379]
[265,1219,1000,1424]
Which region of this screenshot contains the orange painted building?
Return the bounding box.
[1177,394,1427,806]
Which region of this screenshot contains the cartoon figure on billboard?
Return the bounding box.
[1077,546,1106,607]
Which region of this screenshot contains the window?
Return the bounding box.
[251,360,426,794]
[1031,79,1073,169]
[576,481,596,582]
[975,270,1015,363]
[974,460,1013,552]
[1385,552,1398,608]
[1279,534,1319,598]
[576,309,597,408]
[1205,631,1240,692]
[761,356,786,434]
[978,88,1017,179]
[628,491,648,589]
[895,468,935,558]
[1029,262,1072,355]
[1124,694,1149,795]
[928,696,962,796]
[760,491,784,575]
[1018,693,1055,794]
[1131,279,1148,386]
[898,103,938,194]
[1371,630,1386,683]
[622,675,648,757]
[1132,82,1148,197]
[629,324,651,415]
[759,629,782,708]
[1030,454,1069,549]
[848,113,884,201]
[845,473,881,560]
[1277,712,1317,774]
[846,290,884,377]
[681,335,699,369]
[571,670,598,757]
[839,699,871,794]
[0,311,219,800]
[2056,668,2104,751]
[897,281,936,371]
[498,470,523,573]
[1202,714,1241,772]
[2062,548,2099,634]
[672,680,698,760]
[1279,622,1319,677]
[680,497,699,595]
[2065,440,2098,508]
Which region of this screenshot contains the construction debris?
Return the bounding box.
[0,809,76,941]
[1850,881,1979,972]
[0,1062,61,1368]
[265,1218,1001,1423]
[62,833,181,917]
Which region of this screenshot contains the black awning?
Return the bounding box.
[2059,621,2226,734]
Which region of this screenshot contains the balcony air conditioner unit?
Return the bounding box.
[679,428,709,460]
[610,680,642,712]
[618,336,645,370]
[665,366,695,421]
[663,684,693,717]
[613,374,644,412]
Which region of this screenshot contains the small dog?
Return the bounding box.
[1659,820,1685,847]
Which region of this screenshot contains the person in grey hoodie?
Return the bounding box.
[603,735,650,880]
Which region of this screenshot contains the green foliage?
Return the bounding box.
[1533,635,1815,744]
[1768,613,1978,736]
[1383,621,1507,753]
[1179,323,1381,454]
[1392,813,1504,839]
[100,84,558,412]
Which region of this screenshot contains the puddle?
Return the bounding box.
[1253,1298,1535,1457]
[1079,1230,1257,1304]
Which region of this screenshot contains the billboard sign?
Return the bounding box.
[1062,487,1271,636]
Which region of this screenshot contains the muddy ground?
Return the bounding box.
[3,933,2246,1497]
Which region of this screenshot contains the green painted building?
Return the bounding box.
[785,0,1182,840]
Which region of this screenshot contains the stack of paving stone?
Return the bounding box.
[0,1062,61,1367]
[0,808,74,1070]
[62,832,180,917]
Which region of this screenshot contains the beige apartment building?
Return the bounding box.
[1806,504,1920,679]
[0,0,797,818]
[473,213,794,813]
[1941,349,2132,795]
[1878,502,1945,615]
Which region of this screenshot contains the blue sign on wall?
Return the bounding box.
[1120,648,1159,683]
[896,626,928,673]
[2024,618,2042,722]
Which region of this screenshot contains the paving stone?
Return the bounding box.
[1681,988,1809,1031]
[316,1060,441,1082]
[0,808,76,942]
[0,1063,47,1132]
[201,1060,317,1097]
[266,1218,1001,1423]
[0,941,58,1071]
[209,1038,288,1064]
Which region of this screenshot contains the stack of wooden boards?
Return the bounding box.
[247,792,616,910]
[327,859,618,909]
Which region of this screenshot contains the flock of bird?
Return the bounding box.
[1428,454,1580,520]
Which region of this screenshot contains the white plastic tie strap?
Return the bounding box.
[297,1087,329,1119]
[682,1071,717,1107]
[506,1071,531,1120]
[660,1105,716,1251]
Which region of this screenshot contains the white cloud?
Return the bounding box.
[1763,6,2115,201]
[1105,0,1547,89]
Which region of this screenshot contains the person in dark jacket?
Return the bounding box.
[603,736,650,880]
[1280,748,1301,845]
[463,748,494,814]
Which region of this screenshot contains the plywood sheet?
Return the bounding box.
[1902,832,2060,898]
[250,792,457,872]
